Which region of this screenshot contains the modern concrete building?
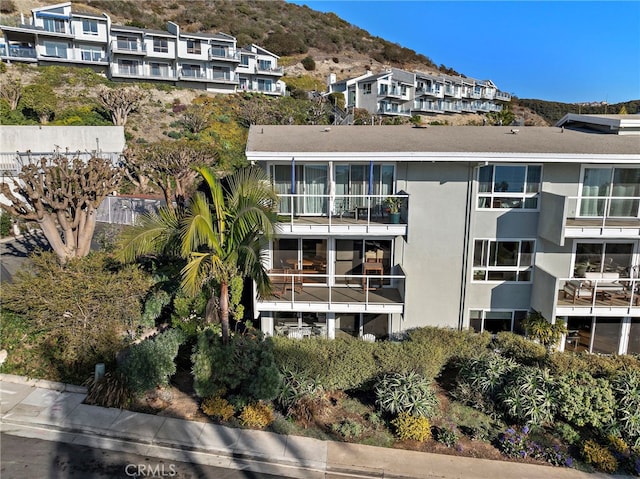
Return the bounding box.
[0,2,285,95]
[328,68,511,119]
[246,116,640,354]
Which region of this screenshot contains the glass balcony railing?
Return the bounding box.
[557,277,639,310]
[1,45,37,59]
[264,270,406,308]
[274,193,408,228]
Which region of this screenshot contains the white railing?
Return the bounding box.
[557,277,639,310]
[275,193,408,227]
[111,39,146,54]
[566,195,640,225]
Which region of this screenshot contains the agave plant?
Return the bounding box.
[374,371,439,418]
[611,368,640,447]
[499,365,556,426]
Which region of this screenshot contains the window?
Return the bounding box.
[82,19,98,35]
[153,37,168,53]
[80,45,101,61]
[257,78,272,92]
[117,59,139,75]
[477,164,541,209]
[186,39,201,54]
[150,62,169,77]
[181,64,201,77]
[469,310,528,334]
[43,18,65,33]
[362,83,372,94]
[258,59,272,70]
[574,242,634,278]
[240,54,250,66]
[43,41,67,58]
[473,239,534,281]
[580,167,640,218]
[212,66,230,80]
[210,45,227,58]
[116,36,139,51]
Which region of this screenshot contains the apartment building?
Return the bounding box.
[328,68,511,119]
[245,115,640,354]
[0,2,285,95]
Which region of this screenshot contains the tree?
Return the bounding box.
[97,85,148,126]
[122,139,217,210]
[619,105,628,115]
[0,76,22,110]
[20,84,57,124]
[0,154,123,264]
[119,166,278,343]
[180,105,212,134]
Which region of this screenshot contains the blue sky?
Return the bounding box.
[288,1,640,104]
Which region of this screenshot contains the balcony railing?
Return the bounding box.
[275,193,408,225]
[111,40,146,54]
[263,270,406,310]
[209,48,240,61]
[556,277,639,312]
[496,91,512,101]
[256,65,283,75]
[0,45,37,59]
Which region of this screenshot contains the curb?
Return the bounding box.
[0,373,87,394]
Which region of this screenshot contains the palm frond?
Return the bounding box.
[117,207,181,263]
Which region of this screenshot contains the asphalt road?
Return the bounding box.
[0,433,291,479]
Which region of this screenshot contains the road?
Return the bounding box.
[1,433,293,479]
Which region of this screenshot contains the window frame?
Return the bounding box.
[153,37,169,53]
[81,19,98,35]
[477,164,542,210]
[186,39,201,55]
[43,18,65,33]
[472,238,535,282]
[469,309,528,334]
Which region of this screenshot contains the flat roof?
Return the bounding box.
[246,125,640,158]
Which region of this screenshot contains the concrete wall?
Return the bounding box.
[0,125,125,155]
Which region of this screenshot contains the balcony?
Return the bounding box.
[413,101,444,113]
[209,48,240,62]
[416,86,443,98]
[255,65,283,75]
[496,91,512,101]
[377,104,411,116]
[258,270,405,314]
[539,192,640,244]
[0,45,37,60]
[111,39,146,55]
[531,266,640,319]
[274,193,408,236]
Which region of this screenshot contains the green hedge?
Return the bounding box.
[272,327,492,391]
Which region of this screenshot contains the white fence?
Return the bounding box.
[96,195,165,225]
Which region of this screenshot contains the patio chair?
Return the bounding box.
[361,333,376,343]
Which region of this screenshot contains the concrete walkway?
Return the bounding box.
[0,374,629,479]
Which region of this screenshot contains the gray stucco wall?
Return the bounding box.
[397,161,472,329]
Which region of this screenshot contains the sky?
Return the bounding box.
[288,1,640,104]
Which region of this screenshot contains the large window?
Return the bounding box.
[580,167,640,218]
[81,19,98,35]
[573,242,634,278]
[150,62,170,77]
[334,164,394,212]
[43,41,67,58]
[117,59,139,75]
[258,59,272,70]
[473,239,534,281]
[43,18,65,33]
[477,164,541,209]
[469,310,528,334]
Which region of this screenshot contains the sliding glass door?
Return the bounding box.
[580,167,640,218]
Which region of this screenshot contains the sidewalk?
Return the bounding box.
[0,374,629,479]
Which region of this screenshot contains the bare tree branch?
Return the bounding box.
[97,85,148,126]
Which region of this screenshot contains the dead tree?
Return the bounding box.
[97,85,148,126]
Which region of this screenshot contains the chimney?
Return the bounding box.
[327,73,336,86]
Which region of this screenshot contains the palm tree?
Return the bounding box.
[119,166,278,343]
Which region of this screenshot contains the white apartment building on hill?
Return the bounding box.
[0,2,285,95]
[245,115,640,354]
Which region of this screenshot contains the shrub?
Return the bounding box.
[499,426,574,467]
[391,413,432,442]
[84,371,131,409]
[239,402,274,429]
[458,353,517,400]
[0,213,11,237]
[435,424,459,447]
[331,418,364,440]
[611,368,640,446]
[555,422,581,445]
[276,369,324,413]
[499,366,556,426]
[201,396,235,421]
[118,329,185,394]
[582,440,618,473]
[555,371,615,429]
[301,56,316,71]
[522,313,566,349]
[492,332,546,364]
[547,351,640,379]
[447,402,499,441]
[375,371,439,418]
[192,330,281,401]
